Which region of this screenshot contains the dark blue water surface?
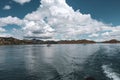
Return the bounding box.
[0,44,120,80]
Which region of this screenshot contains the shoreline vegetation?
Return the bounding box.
[0,37,120,45]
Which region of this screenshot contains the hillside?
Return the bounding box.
[0,37,32,45]
[58,40,96,44]
[0,37,120,45]
[102,39,120,43]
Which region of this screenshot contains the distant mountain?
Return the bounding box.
[0,37,96,45]
[0,37,120,45]
[0,37,58,45]
[102,39,120,43]
[58,39,96,44]
[0,37,21,45]
[0,37,33,45]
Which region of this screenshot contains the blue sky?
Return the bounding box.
[0,0,40,18]
[0,0,120,41]
[67,0,120,26]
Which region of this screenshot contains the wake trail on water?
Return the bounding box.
[102,65,120,80]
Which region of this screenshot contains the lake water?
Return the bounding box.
[0,44,120,80]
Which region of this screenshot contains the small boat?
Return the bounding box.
[47,44,51,47]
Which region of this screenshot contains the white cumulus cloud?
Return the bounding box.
[23,0,120,40]
[13,0,31,5]
[3,5,11,10]
[0,33,12,37]
[0,28,5,32]
[0,0,120,41]
[0,16,23,27]
[89,33,99,38]
[0,16,23,38]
